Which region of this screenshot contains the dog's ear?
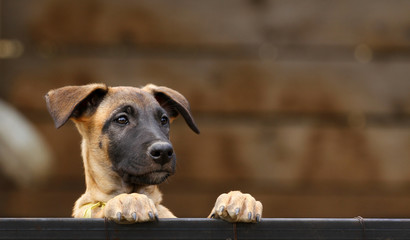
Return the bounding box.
[143,84,200,134]
[45,83,108,129]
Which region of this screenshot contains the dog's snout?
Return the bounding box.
[148,142,174,164]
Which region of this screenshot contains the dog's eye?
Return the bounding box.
[160,115,169,126]
[115,116,129,125]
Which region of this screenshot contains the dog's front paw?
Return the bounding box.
[209,191,263,223]
[104,193,158,223]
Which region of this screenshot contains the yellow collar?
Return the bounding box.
[82,202,106,218]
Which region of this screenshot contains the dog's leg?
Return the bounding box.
[208,191,263,223]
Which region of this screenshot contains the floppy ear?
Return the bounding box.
[143,84,200,134]
[45,83,108,129]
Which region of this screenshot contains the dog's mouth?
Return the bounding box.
[120,169,172,186]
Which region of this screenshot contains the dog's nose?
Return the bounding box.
[148,142,174,165]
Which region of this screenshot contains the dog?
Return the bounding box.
[45,83,262,223]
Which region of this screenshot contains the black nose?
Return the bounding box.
[148,142,174,165]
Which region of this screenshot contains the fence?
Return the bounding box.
[1,218,410,240]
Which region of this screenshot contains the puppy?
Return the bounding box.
[45,83,262,223]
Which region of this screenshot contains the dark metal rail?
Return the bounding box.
[1,218,410,240]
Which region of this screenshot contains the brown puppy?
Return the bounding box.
[45,83,262,223]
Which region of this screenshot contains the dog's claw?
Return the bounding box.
[131,212,137,221]
[218,206,225,213]
[235,208,240,216]
[248,212,252,220]
[148,211,154,220]
[116,212,122,222]
[256,214,261,222]
[154,212,159,221]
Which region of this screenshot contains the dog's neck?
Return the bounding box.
[72,122,119,197]
[80,139,128,198]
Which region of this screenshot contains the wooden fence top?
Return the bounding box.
[1,218,410,240]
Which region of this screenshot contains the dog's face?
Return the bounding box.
[98,87,175,185]
[45,84,199,187]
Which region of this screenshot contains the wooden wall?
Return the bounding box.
[1,0,410,218]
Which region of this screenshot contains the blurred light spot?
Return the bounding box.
[259,43,278,61]
[0,100,53,188]
[354,44,373,63]
[348,111,367,129]
[0,39,24,58]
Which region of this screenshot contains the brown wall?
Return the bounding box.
[1,0,410,218]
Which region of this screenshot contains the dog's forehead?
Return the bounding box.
[101,86,158,109]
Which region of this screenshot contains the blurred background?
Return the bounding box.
[0,0,410,218]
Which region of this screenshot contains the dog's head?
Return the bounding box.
[45,83,199,186]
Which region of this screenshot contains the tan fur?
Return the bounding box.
[46,84,262,223]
